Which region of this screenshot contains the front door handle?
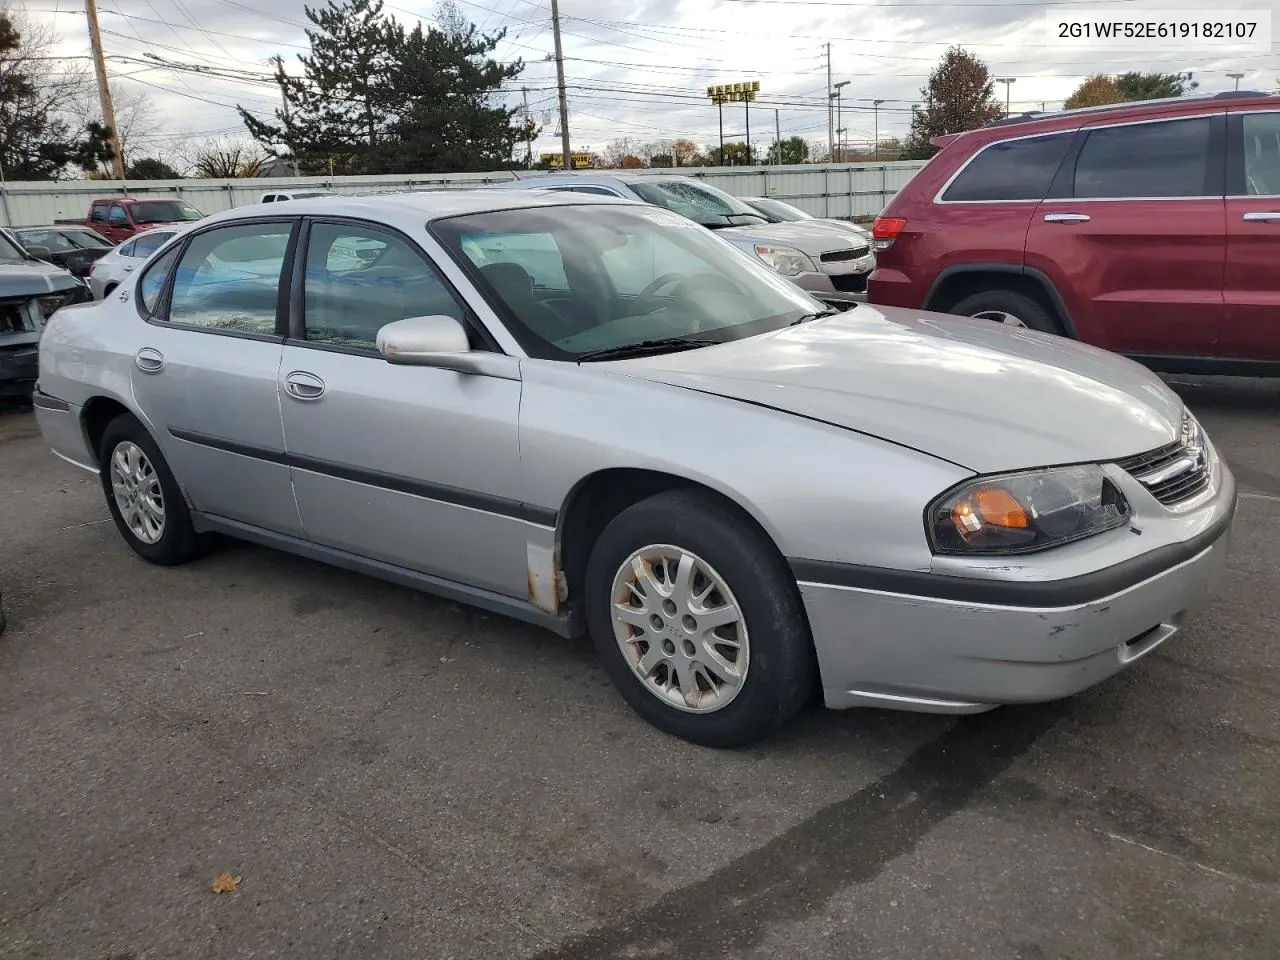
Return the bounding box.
[134,347,164,373]
[1044,213,1091,223]
[283,371,326,402]
[1242,212,1280,222]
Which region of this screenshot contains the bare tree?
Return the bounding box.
[71,80,162,170]
[177,136,266,178]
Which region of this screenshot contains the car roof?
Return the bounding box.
[200,188,632,227]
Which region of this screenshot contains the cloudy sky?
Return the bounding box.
[22,0,1280,164]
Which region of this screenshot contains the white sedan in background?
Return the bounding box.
[88,229,179,300]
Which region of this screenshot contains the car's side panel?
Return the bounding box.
[277,345,531,599]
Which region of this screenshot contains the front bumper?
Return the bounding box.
[797,471,1236,713]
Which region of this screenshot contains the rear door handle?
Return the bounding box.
[284,371,326,402]
[1242,212,1280,222]
[134,347,164,373]
[1044,213,1091,223]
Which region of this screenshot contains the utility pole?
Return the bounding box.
[774,109,781,165]
[832,80,849,162]
[84,0,125,180]
[549,0,572,171]
[273,55,300,177]
[873,99,884,161]
[825,43,833,161]
[521,87,533,168]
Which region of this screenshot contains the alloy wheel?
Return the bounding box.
[609,545,750,714]
[109,441,165,544]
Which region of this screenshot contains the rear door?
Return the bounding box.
[1026,113,1226,356]
[1222,108,1280,360]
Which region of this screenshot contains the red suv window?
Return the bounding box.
[941,133,1074,203]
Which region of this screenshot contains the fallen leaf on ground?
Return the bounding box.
[211,872,241,894]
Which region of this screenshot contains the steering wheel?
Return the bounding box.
[637,272,687,299]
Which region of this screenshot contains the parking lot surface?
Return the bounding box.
[2,376,1278,960]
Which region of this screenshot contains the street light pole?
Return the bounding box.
[1227,71,1245,91]
[996,77,1016,118]
[873,99,885,160]
[831,80,849,161]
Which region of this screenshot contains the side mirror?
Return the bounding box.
[376,315,522,380]
[25,245,53,260]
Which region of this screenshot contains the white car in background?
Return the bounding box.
[88,229,178,300]
[259,190,334,204]
[740,196,874,243]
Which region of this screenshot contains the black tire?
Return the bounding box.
[949,288,1062,335]
[584,489,816,748]
[98,413,202,566]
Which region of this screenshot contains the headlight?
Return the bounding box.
[928,465,1129,555]
[753,243,815,277]
[36,294,67,320]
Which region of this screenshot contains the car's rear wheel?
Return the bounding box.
[98,414,201,565]
[584,489,815,748]
[949,288,1061,335]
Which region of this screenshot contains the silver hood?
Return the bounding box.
[618,304,1182,474]
[716,219,861,258]
[0,261,82,298]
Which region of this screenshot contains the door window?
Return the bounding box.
[138,246,181,315]
[108,205,129,226]
[1073,117,1213,199]
[302,222,466,349]
[942,133,1074,202]
[118,239,138,257]
[90,205,107,223]
[167,223,292,334]
[1242,113,1280,196]
[133,231,173,258]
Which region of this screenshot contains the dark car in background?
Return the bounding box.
[867,91,1280,371]
[0,230,90,402]
[12,225,115,278]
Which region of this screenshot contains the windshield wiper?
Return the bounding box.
[576,337,721,363]
[790,308,841,326]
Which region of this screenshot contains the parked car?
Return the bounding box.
[740,196,874,242]
[10,225,115,278]
[1,230,90,401]
[867,91,1280,370]
[88,229,179,300]
[56,197,204,244]
[33,192,1235,746]
[493,173,876,296]
[259,190,334,203]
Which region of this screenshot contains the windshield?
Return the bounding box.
[433,203,823,361]
[131,200,204,224]
[628,179,768,228]
[0,231,28,263]
[18,228,112,252]
[750,198,811,222]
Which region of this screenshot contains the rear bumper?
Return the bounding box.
[796,480,1236,713]
[865,267,923,308]
[33,387,97,472]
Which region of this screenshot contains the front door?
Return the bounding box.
[1025,113,1226,357]
[278,219,528,598]
[129,219,302,535]
[1222,109,1280,360]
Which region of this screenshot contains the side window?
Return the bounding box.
[90,204,106,223]
[600,229,713,295]
[108,205,129,226]
[118,239,138,257]
[263,195,276,203]
[1242,113,1280,196]
[133,232,170,258]
[1073,117,1212,199]
[138,246,180,315]
[942,133,1073,202]
[303,222,464,349]
[464,232,568,291]
[167,223,292,334]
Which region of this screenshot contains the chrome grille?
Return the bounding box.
[1115,415,1211,506]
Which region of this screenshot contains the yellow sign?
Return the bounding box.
[707,81,760,104]
[540,152,594,169]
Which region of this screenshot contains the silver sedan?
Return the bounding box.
[32,191,1236,746]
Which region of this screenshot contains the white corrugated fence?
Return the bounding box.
[0,161,928,228]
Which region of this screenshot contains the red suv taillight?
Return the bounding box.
[871,217,907,251]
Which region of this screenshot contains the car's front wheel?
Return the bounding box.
[584,489,815,748]
[98,414,201,565]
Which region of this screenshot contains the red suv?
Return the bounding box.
[867,92,1280,370]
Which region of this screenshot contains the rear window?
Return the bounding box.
[1072,117,1212,199]
[942,133,1074,202]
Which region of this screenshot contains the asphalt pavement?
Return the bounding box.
[1,376,1277,960]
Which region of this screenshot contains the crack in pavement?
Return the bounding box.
[529,705,1065,960]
